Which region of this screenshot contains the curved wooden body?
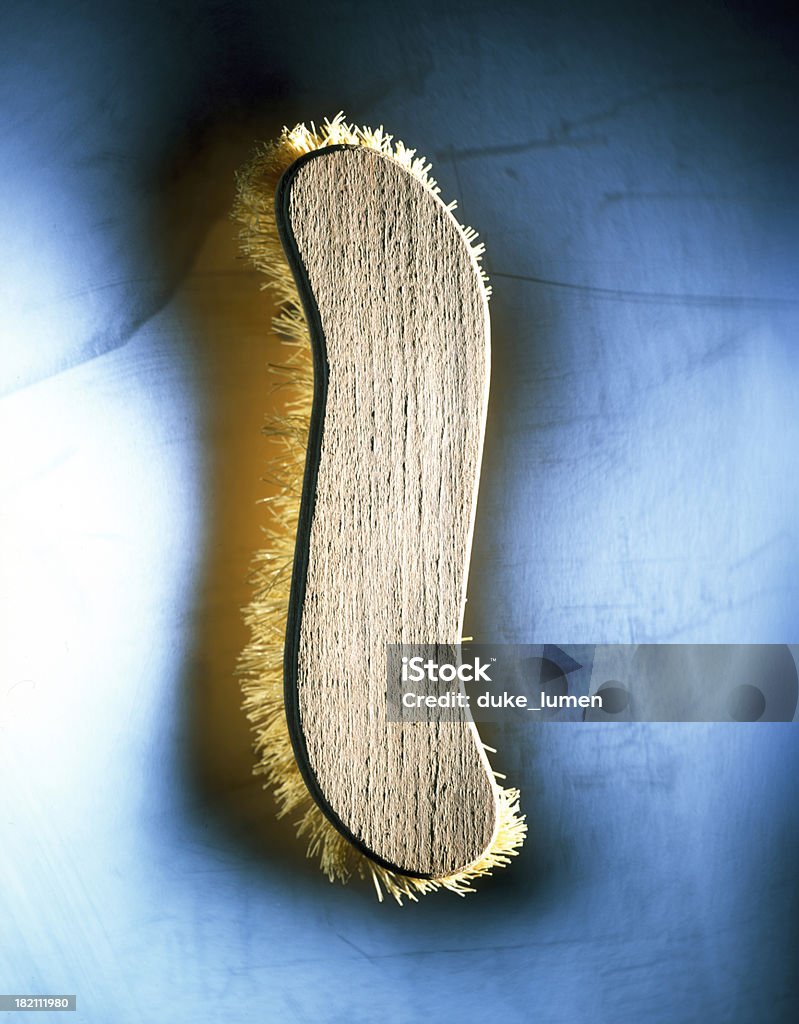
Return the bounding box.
[277,146,497,877]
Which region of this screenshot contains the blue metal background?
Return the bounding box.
[1,2,797,1021]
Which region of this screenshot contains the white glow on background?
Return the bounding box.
[0,315,203,1006]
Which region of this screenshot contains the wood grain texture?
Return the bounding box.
[278,146,498,877]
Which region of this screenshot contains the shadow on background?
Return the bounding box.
[126,0,571,910]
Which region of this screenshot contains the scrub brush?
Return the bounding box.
[233,113,526,903]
